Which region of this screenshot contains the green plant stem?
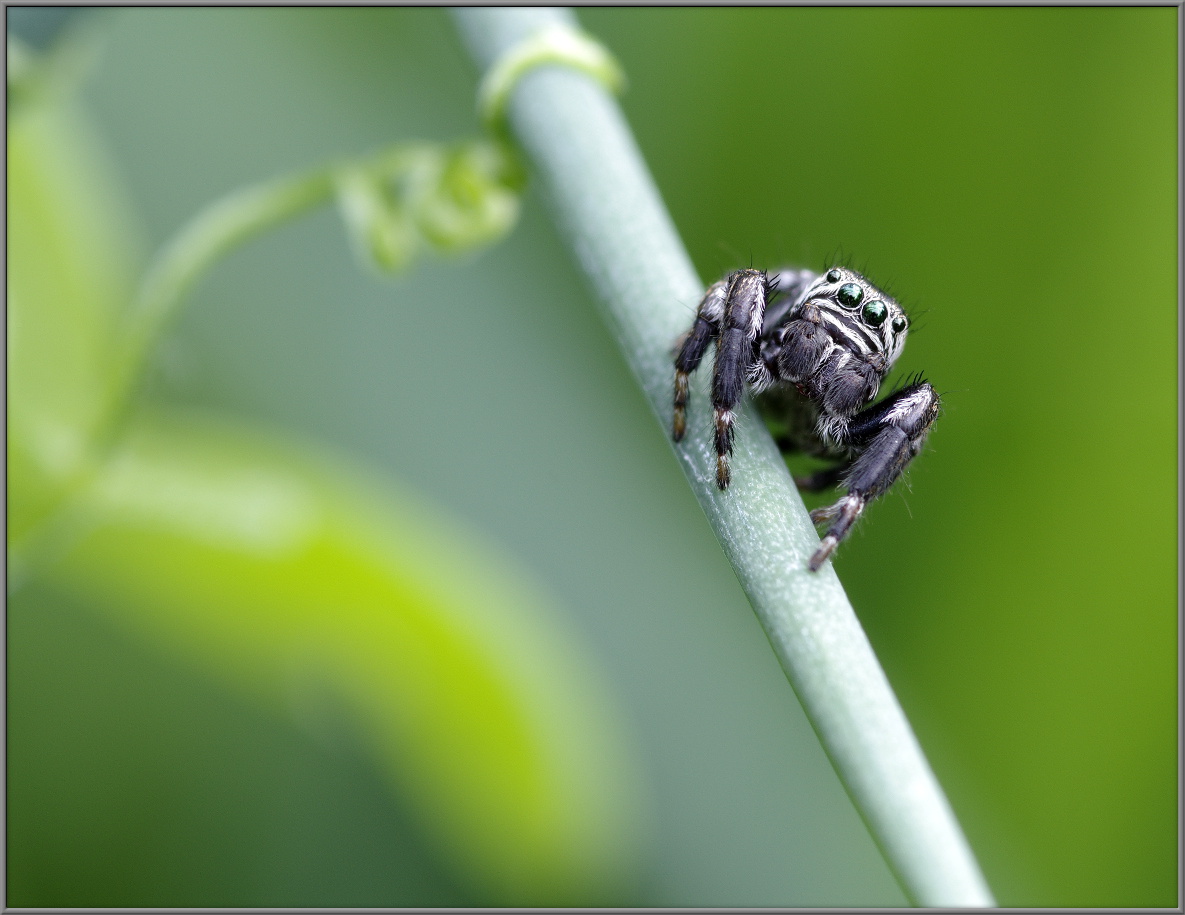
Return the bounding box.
[452,7,995,908]
[119,166,337,394]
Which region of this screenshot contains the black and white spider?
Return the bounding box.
[672,265,939,572]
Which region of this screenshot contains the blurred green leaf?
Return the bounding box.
[39,408,641,904]
[9,34,640,906]
[6,53,141,544]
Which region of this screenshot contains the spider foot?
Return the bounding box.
[808,493,866,572]
[713,406,734,489]
[672,370,690,441]
[809,503,838,524]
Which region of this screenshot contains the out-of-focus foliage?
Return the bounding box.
[335,139,523,274]
[7,26,640,907]
[41,409,640,905]
[6,7,1177,908]
[7,38,134,548]
[128,136,523,379]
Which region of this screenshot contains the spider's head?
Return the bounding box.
[802,266,910,372]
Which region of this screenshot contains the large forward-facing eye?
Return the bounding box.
[862,300,887,327]
[836,283,864,309]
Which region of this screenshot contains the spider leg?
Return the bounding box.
[808,380,940,571]
[710,269,770,489]
[673,279,727,442]
[761,268,818,334]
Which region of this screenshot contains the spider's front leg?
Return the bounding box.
[673,279,727,442]
[809,380,940,572]
[673,269,772,489]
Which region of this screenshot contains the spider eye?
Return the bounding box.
[862,300,888,327]
[891,315,907,334]
[825,268,843,283]
[836,283,864,309]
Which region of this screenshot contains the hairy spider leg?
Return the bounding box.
[710,269,770,489]
[761,268,817,333]
[672,279,727,442]
[807,380,939,571]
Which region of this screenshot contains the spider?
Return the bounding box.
[672,265,939,572]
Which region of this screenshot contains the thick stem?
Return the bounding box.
[452,7,994,908]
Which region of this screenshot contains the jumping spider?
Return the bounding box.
[672,266,939,572]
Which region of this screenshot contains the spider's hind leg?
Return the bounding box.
[808,380,940,571]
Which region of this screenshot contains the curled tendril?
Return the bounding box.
[120,25,585,391]
[477,23,625,134]
[333,138,525,276]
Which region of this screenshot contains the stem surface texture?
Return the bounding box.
[453,8,994,907]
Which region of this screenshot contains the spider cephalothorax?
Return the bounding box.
[672,265,939,571]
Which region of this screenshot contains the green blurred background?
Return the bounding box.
[7,7,1178,907]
